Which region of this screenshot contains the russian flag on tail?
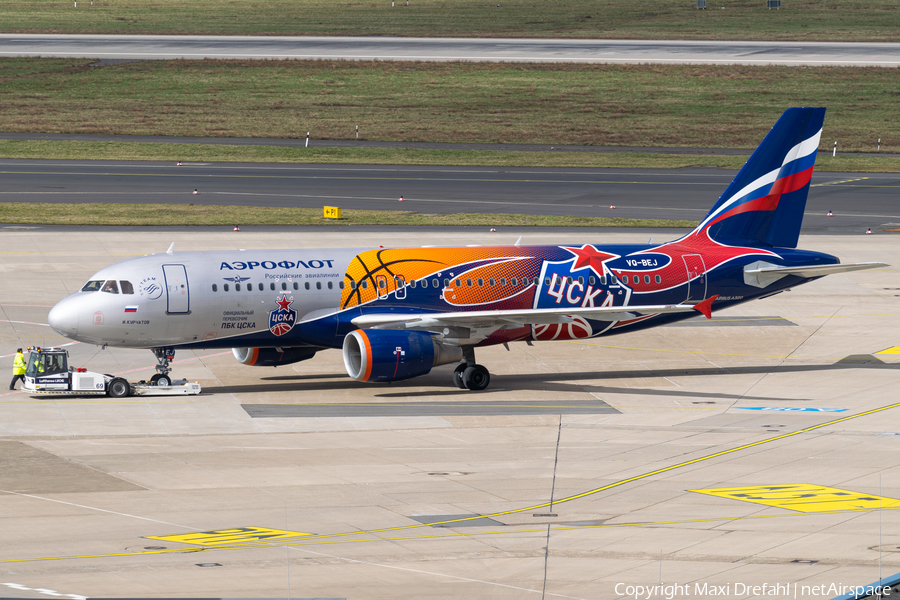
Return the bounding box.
[695,107,826,249]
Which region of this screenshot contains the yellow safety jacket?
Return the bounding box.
[13,353,26,375]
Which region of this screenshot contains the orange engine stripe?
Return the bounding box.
[360,331,373,382]
[250,347,259,366]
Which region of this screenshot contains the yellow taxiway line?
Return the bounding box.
[3,399,900,564]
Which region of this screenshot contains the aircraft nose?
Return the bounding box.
[48,298,79,339]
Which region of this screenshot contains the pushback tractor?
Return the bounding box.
[22,347,201,398]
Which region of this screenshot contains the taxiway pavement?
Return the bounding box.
[0,228,898,599]
[2,159,899,235]
[2,35,900,67]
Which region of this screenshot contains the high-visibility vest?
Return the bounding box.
[13,353,26,375]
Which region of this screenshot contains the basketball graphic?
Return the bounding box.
[268,295,297,337]
[533,316,592,341]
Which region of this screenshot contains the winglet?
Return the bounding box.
[166,243,175,255]
[514,236,523,246]
[693,295,718,319]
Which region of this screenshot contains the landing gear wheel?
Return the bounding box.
[108,378,131,398]
[452,364,467,389]
[150,373,171,387]
[462,364,490,391]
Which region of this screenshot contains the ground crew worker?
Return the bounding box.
[9,348,26,390]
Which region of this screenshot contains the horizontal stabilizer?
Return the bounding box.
[744,261,887,288]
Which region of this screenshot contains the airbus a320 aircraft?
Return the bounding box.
[48,107,884,391]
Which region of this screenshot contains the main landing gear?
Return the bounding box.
[452,347,491,391]
[149,347,175,387]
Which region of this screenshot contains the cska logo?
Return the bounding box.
[268,295,297,337]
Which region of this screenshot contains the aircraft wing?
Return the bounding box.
[744,261,887,288]
[352,295,718,331]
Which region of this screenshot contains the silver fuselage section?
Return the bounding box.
[49,248,364,348]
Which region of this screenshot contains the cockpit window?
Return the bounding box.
[101,280,119,294]
[81,280,104,292]
[120,280,134,295]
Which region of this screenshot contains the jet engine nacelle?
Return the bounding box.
[232,347,318,367]
[342,329,463,383]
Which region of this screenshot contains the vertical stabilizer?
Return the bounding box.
[695,107,825,249]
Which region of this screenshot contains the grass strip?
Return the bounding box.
[3,0,899,41]
[0,140,897,172]
[0,203,699,228]
[2,59,899,152]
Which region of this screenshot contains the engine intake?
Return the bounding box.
[343,329,463,383]
[232,347,317,367]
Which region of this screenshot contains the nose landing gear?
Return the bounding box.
[150,347,175,387]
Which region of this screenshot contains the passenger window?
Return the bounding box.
[378,279,385,290]
[236,283,241,291]
[257,283,262,291]
[212,284,218,292]
[101,280,119,294]
[544,277,550,285]
[589,276,595,285]
[499,278,506,286]
[454,279,461,287]
[328,281,333,289]
[224,284,230,292]
[270,283,276,291]
[350,280,357,290]
[294,282,299,290]
[477,278,484,286]
[361,281,368,289]
[466,279,472,287]
[420,279,427,289]
[247,284,252,292]
[339,281,344,289]
[655,275,661,283]
[410,279,417,289]
[578,276,584,286]
[81,280,104,292]
[282,282,287,290]
[601,275,607,285]
[511,278,517,286]
[644,275,650,284]
[120,280,134,294]
[305,282,311,290]
[316,281,322,290]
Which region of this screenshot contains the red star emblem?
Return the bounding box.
[565,245,617,275]
[276,295,293,311]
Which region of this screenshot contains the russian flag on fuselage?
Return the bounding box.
[696,107,826,249]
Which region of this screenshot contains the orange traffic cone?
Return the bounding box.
[866,228,872,234]
[177,161,182,166]
[610,205,616,209]
[398,196,404,202]
[827,210,833,216]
